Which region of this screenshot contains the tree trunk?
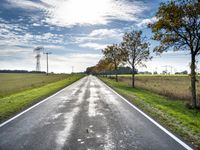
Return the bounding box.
[115,64,118,82]
[115,73,118,82]
[191,54,197,108]
[132,66,135,88]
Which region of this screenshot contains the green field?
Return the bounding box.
[113,75,200,102]
[0,73,85,122]
[0,73,71,98]
[101,77,200,149]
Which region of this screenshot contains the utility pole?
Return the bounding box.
[72,66,74,74]
[174,68,177,74]
[168,65,173,74]
[161,65,168,74]
[155,67,158,74]
[44,52,52,75]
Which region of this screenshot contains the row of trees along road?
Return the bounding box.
[102,31,152,88]
[87,0,200,108]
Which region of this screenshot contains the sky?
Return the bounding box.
[0,0,199,73]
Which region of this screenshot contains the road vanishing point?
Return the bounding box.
[0,76,194,150]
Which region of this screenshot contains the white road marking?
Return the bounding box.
[98,77,194,150]
[0,77,86,128]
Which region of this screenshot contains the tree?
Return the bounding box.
[121,30,151,88]
[150,0,200,108]
[96,58,114,74]
[86,66,97,75]
[102,44,126,82]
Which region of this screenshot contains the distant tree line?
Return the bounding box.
[0,70,46,73]
[86,66,138,75]
[175,71,188,75]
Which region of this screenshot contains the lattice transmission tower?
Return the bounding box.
[34,46,44,72]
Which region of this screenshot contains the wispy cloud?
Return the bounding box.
[137,17,158,28]
[74,28,123,50]
[79,42,107,50]
[89,28,123,40]
[74,28,123,44]
[0,19,64,47]
[5,0,47,11]
[45,0,146,27]
[5,0,147,27]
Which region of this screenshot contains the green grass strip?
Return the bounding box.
[100,77,200,149]
[0,74,85,122]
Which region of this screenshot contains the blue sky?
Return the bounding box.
[0,0,199,73]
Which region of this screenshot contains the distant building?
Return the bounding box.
[175,70,188,74]
[109,67,138,75]
[139,71,152,74]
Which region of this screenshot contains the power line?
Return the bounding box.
[72,66,74,73]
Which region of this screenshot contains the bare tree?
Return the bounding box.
[121,30,151,88]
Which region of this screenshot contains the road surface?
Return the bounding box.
[0,76,193,150]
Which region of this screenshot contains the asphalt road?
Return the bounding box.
[0,76,193,150]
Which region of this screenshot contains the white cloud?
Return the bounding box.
[45,0,146,27]
[44,45,64,50]
[0,20,64,47]
[32,23,40,27]
[5,0,46,10]
[137,17,158,27]
[5,0,147,27]
[89,28,123,40]
[74,28,123,49]
[74,29,121,43]
[0,21,65,57]
[79,42,107,50]
[0,46,32,57]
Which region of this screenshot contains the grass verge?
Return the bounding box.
[0,74,85,122]
[100,77,200,149]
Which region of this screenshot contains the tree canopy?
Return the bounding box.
[150,0,200,54]
[121,30,151,87]
[150,0,200,108]
[102,44,127,81]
